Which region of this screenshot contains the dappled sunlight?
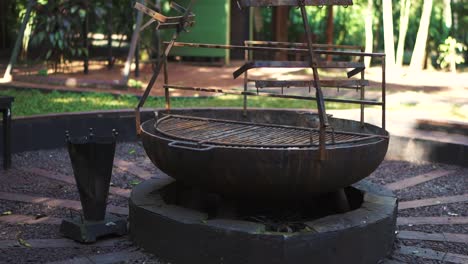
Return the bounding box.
[51,96,130,107]
[65,78,78,86]
[197,68,214,73]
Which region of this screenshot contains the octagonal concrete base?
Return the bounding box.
[129,180,397,264]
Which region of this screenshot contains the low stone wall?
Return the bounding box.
[0,109,466,167]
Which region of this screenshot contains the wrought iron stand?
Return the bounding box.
[60,129,127,243]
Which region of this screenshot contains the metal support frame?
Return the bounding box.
[135,0,196,135]
[134,1,387,144]
[0,96,13,170]
[298,2,328,160]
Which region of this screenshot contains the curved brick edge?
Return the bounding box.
[129,179,398,264]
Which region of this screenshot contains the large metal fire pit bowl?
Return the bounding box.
[129,179,397,264]
[140,109,389,201]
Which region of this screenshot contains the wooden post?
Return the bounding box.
[107,0,113,69]
[2,0,35,81]
[135,43,140,77]
[83,1,89,74]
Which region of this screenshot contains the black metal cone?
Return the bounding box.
[67,135,116,221]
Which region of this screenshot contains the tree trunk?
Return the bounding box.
[2,0,35,81]
[326,6,334,62]
[274,6,289,60]
[122,0,144,84]
[443,0,452,29]
[364,0,373,68]
[396,0,411,67]
[409,0,433,70]
[382,0,395,69]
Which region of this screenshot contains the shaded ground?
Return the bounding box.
[0,142,467,263]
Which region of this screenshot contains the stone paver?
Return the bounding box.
[397,246,468,264]
[397,230,468,244]
[385,169,453,191]
[399,194,468,210]
[397,216,468,225]
[114,159,154,180]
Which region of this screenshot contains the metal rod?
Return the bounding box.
[276,8,329,137]
[243,41,249,116]
[251,79,369,89]
[164,85,383,106]
[164,58,170,111]
[165,41,385,57]
[237,0,353,7]
[245,40,362,50]
[360,47,365,127]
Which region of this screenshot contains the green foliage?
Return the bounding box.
[29,0,108,69]
[437,37,466,71]
[0,89,357,117]
[37,69,48,76]
[128,79,143,89]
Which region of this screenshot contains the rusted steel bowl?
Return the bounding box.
[140,108,388,201]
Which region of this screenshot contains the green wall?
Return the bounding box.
[161,0,230,61]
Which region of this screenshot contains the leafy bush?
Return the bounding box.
[437,37,466,73]
[30,0,108,71]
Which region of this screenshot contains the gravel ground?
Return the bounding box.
[0,143,466,263]
[0,244,135,264]
[395,171,468,201]
[0,200,72,219]
[367,160,457,185]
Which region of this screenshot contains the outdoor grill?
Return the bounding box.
[130,1,397,263]
[140,108,388,201]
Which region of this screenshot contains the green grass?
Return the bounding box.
[0,89,357,117]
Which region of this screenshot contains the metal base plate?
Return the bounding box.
[60,215,127,243]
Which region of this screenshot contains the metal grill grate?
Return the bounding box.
[156,115,378,148]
